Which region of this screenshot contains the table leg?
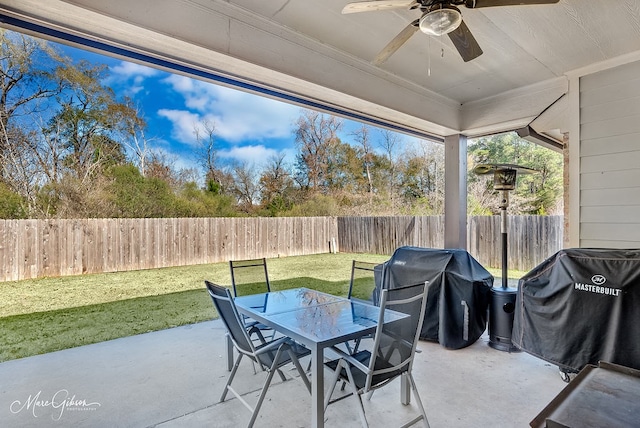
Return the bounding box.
[311,344,324,428]
[401,372,411,405]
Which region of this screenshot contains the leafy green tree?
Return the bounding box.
[325,140,361,192]
[0,182,27,218]
[106,164,175,218]
[468,133,563,214]
[282,193,339,217]
[174,181,237,217]
[0,31,146,218]
[50,60,135,181]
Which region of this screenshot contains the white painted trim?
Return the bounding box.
[463,76,569,110]
[461,76,569,137]
[565,50,640,80]
[462,118,537,139]
[567,75,580,248]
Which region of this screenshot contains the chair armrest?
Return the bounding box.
[247,325,267,344]
[255,336,290,355]
[328,345,369,373]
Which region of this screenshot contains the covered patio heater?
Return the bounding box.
[473,163,537,352]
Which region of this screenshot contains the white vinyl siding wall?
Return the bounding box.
[580,60,640,247]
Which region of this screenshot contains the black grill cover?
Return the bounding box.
[513,248,640,372]
[377,246,493,349]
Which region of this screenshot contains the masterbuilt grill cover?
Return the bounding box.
[513,248,640,373]
[376,246,493,349]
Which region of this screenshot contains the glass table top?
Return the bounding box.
[235,288,343,316]
[235,288,407,342]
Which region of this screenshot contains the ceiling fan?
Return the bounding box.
[342,0,560,64]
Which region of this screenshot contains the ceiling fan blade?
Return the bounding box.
[447,20,483,62]
[465,0,559,8]
[373,20,419,65]
[342,0,417,14]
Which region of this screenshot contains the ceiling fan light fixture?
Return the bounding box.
[419,4,462,36]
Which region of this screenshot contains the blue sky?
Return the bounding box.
[59,42,376,173]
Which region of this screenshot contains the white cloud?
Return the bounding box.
[111,62,159,78]
[218,145,280,168]
[157,109,202,144]
[128,85,144,95]
[164,74,195,92]
[108,61,161,97]
[161,75,299,143]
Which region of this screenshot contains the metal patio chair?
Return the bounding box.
[230,258,272,297]
[324,282,430,428]
[344,260,381,355]
[347,260,380,304]
[229,258,276,336]
[226,258,277,371]
[205,280,311,428]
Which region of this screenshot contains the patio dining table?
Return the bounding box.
[234,287,408,428]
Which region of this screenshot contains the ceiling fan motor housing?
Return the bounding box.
[419,4,463,36]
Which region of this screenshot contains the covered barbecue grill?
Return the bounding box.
[513,248,640,373]
[376,246,493,349]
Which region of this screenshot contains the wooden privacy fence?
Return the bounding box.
[0,215,562,282]
[338,215,563,272]
[466,215,562,272]
[0,217,338,282]
[338,216,445,255]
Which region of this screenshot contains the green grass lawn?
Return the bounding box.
[0,252,522,362]
[0,253,389,362]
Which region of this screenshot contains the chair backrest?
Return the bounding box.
[348,260,380,303]
[205,280,256,355]
[367,282,428,387]
[229,258,271,297]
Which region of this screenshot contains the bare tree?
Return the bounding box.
[0,30,70,210]
[229,161,260,213]
[259,153,295,212]
[375,129,403,206]
[0,124,40,212]
[146,151,179,188]
[194,118,225,188]
[293,110,342,192]
[0,30,65,158]
[398,139,444,214]
[351,124,374,194]
[467,177,500,215]
[119,100,152,176]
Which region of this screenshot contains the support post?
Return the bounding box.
[444,134,468,249]
[500,190,509,289]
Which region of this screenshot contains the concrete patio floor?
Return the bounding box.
[0,320,567,427]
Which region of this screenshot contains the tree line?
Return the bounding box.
[0,30,563,220]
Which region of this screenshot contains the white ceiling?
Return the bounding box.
[2,0,640,143]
